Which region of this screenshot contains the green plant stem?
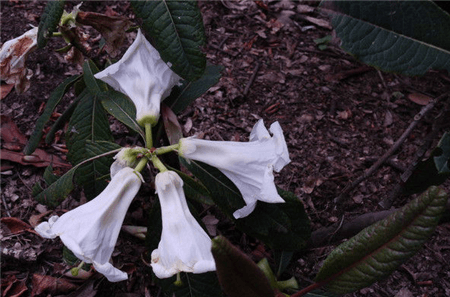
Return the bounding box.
[134,158,148,173]
[151,155,167,172]
[145,123,153,148]
[155,143,180,155]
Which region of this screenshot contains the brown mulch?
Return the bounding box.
[1,1,450,297]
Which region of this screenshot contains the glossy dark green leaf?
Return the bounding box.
[100,89,144,138]
[165,64,223,114]
[212,236,273,297]
[403,132,450,195]
[82,60,106,95]
[131,0,206,80]
[321,0,450,75]
[314,186,448,294]
[180,158,310,250]
[169,167,214,205]
[34,166,76,207]
[37,0,65,48]
[24,75,81,155]
[66,91,113,199]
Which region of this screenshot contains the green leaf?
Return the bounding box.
[314,186,448,294]
[158,272,224,297]
[169,167,214,205]
[131,0,206,81]
[34,166,76,207]
[45,93,82,144]
[403,132,450,195]
[434,132,450,174]
[180,158,310,250]
[43,165,59,185]
[211,235,273,297]
[274,250,294,278]
[100,89,145,138]
[37,0,65,48]
[66,91,113,199]
[321,0,450,75]
[83,60,106,95]
[165,64,224,114]
[24,75,81,155]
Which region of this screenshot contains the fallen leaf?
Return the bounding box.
[1,275,28,297]
[0,217,31,234]
[0,116,71,168]
[31,274,77,297]
[1,83,15,99]
[0,115,27,144]
[29,210,53,228]
[407,93,432,105]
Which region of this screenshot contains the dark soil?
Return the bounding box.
[1,1,450,297]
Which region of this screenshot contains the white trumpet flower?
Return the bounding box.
[94,29,180,126]
[151,171,215,278]
[179,119,291,219]
[35,167,143,282]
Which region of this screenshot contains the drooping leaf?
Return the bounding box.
[66,90,113,199]
[211,235,274,297]
[180,158,310,250]
[403,132,450,195]
[161,104,183,145]
[100,89,144,137]
[76,11,132,58]
[131,0,206,81]
[321,0,450,75]
[37,0,65,48]
[24,75,81,155]
[314,186,448,294]
[165,64,223,114]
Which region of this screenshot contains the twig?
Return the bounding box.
[2,195,12,217]
[334,92,450,204]
[243,62,261,96]
[380,94,450,208]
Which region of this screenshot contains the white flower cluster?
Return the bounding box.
[35,29,291,282]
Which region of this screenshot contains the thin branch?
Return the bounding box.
[334,92,450,204]
[243,62,261,96]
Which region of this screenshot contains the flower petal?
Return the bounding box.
[151,171,215,278]
[94,29,180,125]
[179,120,290,219]
[35,167,142,282]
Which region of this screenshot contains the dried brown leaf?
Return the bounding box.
[31,274,77,297]
[408,93,432,105]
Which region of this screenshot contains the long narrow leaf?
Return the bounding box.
[314,186,448,294]
[24,75,81,155]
